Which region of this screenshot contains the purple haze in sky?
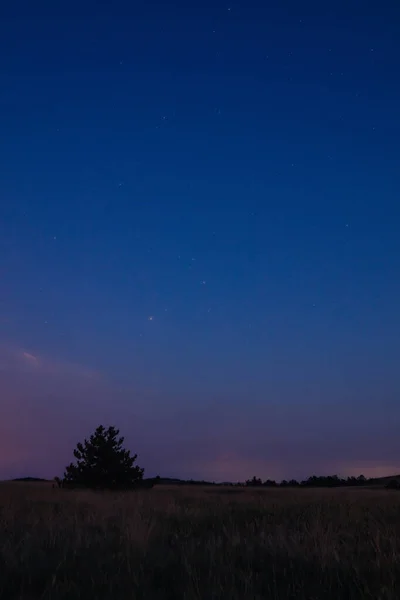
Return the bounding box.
[1,345,398,481]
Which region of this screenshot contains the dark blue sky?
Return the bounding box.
[1,0,399,481]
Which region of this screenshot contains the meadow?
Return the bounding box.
[1,482,399,599]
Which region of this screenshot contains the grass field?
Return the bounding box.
[1,482,399,599]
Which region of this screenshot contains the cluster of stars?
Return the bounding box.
[47,7,369,338]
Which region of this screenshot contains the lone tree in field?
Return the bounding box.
[63,425,144,490]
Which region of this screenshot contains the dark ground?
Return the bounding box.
[1,482,399,599]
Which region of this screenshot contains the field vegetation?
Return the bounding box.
[1,482,399,599]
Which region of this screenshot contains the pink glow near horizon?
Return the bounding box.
[1,344,398,482]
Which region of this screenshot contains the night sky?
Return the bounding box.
[1,1,399,482]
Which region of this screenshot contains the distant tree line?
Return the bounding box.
[244,474,397,488]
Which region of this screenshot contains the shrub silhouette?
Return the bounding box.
[63,425,144,490]
[385,479,400,490]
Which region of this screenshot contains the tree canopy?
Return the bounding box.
[63,425,144,490]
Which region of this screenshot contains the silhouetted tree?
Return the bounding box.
[246,476,263,487]
[288,479,299,487]
[346,476,357,486]
[63,425,144,490]
[263,479,277,487]
[300,474,346,488]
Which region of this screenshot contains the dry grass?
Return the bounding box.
[1,482,400,599]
